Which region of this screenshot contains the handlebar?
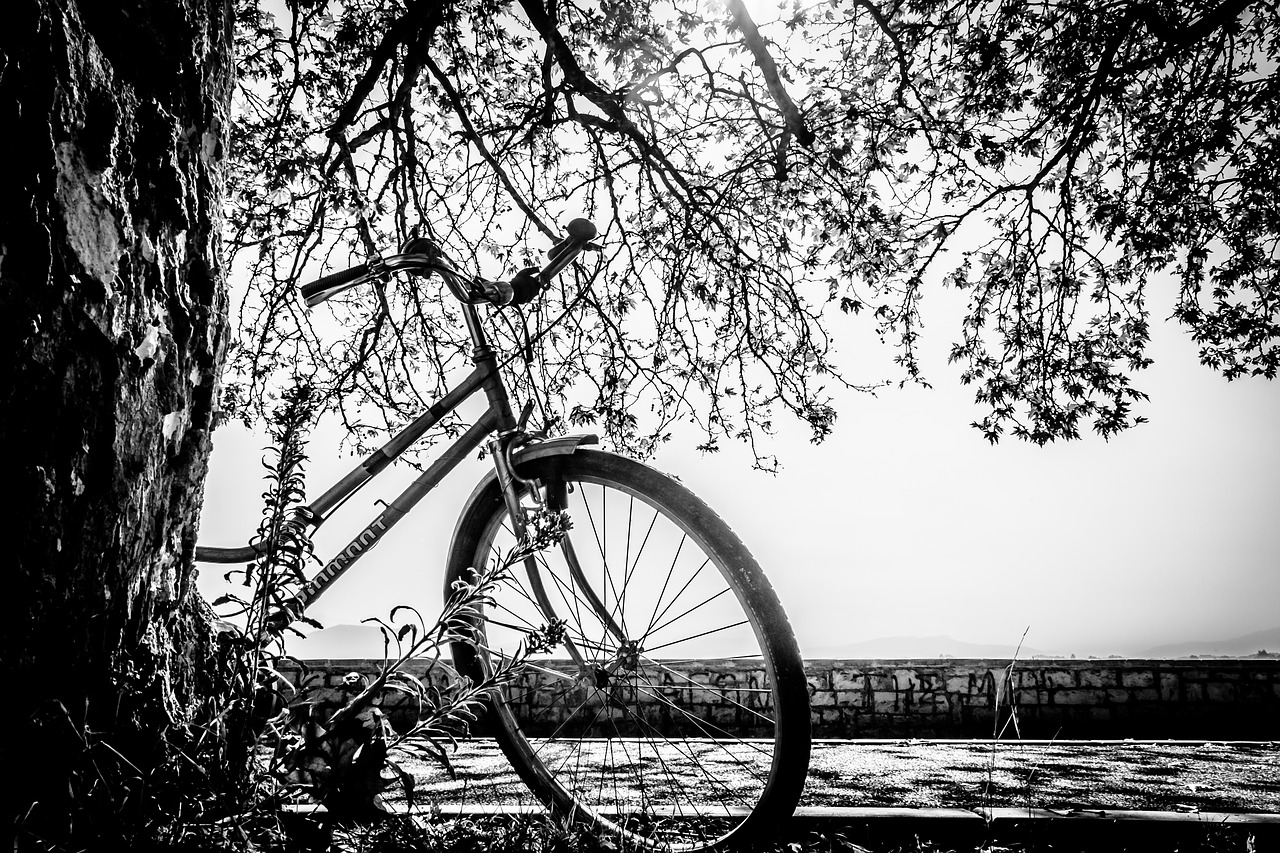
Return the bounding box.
[299,218,598,309]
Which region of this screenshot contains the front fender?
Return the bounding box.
[509,432,599,464]
[448,433,599,564]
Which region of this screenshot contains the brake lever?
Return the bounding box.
[516,399,535,432]
[476,278,515,305]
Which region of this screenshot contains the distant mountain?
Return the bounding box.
[285,623,406,660]
[805,634,1053,660]
[1141,626,1280,659]
[291,628,1056,661]
[287,625,1280,662]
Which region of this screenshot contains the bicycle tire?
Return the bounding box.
[445,449,810,851]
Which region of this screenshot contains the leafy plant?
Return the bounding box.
[275,511,571,818]
[205,387,572,821]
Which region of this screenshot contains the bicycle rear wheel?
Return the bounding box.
[445,450,810,851]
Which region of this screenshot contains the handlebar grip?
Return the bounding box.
[546,218,599,265]
[565,218,597,241]
[299,263,371,305]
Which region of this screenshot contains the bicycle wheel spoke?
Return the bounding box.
[636,658,778,732]
[563,710,692,819]
[497,519,624,662]
[641,533,687,641]
[502,519,589,638]
[566,487,627,655]
[644,616,749,657]
[608,695,752,814]
[586,704,725,816]
[552,702,605,785]
[620,495,635,636]
[630,682,774,768]
[644,584,734,645]
[610,727,650,813]
[609,501,659,632]
[539,689,601,750]
[643,554,710,642]
[540,556,609,649]
[575,483,616,612]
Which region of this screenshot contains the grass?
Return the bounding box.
[344,814,1271,853]
[158,809,1272,853]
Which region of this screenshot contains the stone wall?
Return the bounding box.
[279,658,1280,739]
[803,658,1280,739]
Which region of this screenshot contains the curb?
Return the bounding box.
[285,802,1280,824]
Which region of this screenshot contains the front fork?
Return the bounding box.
[488,431,631,686]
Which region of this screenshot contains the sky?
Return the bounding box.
[199,0,1279,660]
[197,272,1280,660]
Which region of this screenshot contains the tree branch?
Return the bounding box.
[423,55,555,238]
[725,0,814,173]
[328,2,448,136]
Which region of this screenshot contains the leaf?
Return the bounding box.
[389,604,423,623]
[386,671,426,692]
[386,758,417,807]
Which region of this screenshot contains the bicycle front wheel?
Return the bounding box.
[445,450,810,851]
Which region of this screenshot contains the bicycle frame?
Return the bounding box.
[198,299,565,615]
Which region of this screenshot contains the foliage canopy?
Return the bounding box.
[227,0,1277,457]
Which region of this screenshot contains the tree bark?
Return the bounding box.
[0,0,234,843]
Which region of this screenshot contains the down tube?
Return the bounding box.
[295,408,501,609]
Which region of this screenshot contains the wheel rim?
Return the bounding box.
[471,469,784,850]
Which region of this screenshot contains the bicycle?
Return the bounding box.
[196,219,811,851]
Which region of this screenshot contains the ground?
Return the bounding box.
[390,739,1280,814]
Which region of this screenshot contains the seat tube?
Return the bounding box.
[464,301,523,544]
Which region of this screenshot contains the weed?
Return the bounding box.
[198,381,570,831]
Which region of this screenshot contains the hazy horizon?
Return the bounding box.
[279,620,1280,661]
[197,276,1280,661]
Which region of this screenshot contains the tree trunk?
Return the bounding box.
[0,0,234,844]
